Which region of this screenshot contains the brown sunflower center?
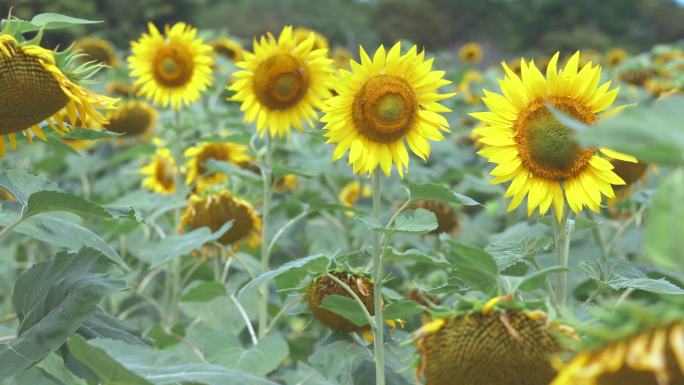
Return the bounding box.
[105,104,155,137]
[155,157,175,190]
[253,53,309,110]
[353,74,418,143]
[220,200,255,245]
[0,43,69,135]
[611,159,647,191]
[153,45,194,87]
[514,96,596,181]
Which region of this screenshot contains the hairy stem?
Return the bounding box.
[371,171,385,385]
[258,135,274,338]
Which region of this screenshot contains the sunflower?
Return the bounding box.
[0,34,117,157]
[471,52,637,218]
[128,22,214,110]
[414,297,573,385]
[74,37,120,67]
[458,70,483,105]
[576,50,601,68]
[604,48,628,69]
[179,190,261,252]
[330,47,352,70]
[339,180,371,213]
[183,141,254,190]
[322,43,455,177]
[409,200,460,235]
[229,26,333,138]
[140,145,178,195]
[459,42,483,64]
[551,303,684,385]
[306,271,374,333]
[212,37,243,62]
[104,101,157,138]
[292,27,329,52]
[106,81,135,98]
[274,173,298,192]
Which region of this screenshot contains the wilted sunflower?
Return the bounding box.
[140,144,178,195]
[471,52,637,218]
[459,42,483,64]
[230,26,333,138]
[551,302,684,385]
[212,37,243,62]
[409,200,460,235]
[179,190,261,252]
[330,47,352,70]
[104,101,157,138]
[106,81,135,98]
[322,43,455,177]
[0,34,117,157]
[183,141,254,190]
[292,27,329,52]
[306,271,374,332]
[128,22,214,110]
[609,158,648,203]
[415,297,574,385]
[74,37,120,67]
[604,48,628,68]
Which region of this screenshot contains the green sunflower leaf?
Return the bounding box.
[319,295,370,327]
[405,181,481,206]
[645,168,684,274]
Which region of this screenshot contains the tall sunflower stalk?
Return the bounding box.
[258,135,274,338]
[371,171,386,385]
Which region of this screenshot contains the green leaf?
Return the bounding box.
[29,13,101,31]
[0,213,127,268]
[206,160,261,181]
[383,300,425,320]
[61,129,122,140]
[308,334,372,385]
[24,191,138,221]
[214,333,289,376]
[0,248,122,380]
[645,168,684,274]
[111,142,156,164]
[181,282,228,302]
[516,266,568,292]
[69,337,279,385]
[583,260,684,295]
[319,295,369,327]
[406,181,480,206]
[579,96,684,167]
[67,335,154,385]
[443,241,499,293]
[136,222,233,267]
[200,132,252,145]
[0,170,58,204]
[238,253,329,299]
[359,209,438,235]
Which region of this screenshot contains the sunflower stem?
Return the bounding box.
[553,208,573,317]
[258,135,274,339]
[371,171,386,385]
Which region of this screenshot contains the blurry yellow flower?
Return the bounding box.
[183,141,253,190]
[330,47,352,70]
[104,101,157,138]
[292,27,329,52]
[105,81,135,98]
[459,42,483,64]
[140,145,178,195]
[275,173,298,192]
[339,180,371,208]
[604,48,628,68]
[128,22,214,110]
[0,34,117,157]
[471,52,636,218]
[212,38,243,62]
[322,43,455,177]
[230,26,333,138]
[74,37,120,67]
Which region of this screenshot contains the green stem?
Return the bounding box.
[586,211,608,261]
[371,171,385,385]
[258,135,274,339]
[0,216,23,242]
[552,208,571,316]
[0,313,17,324]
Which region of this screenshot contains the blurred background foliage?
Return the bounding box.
[4,0,684,60]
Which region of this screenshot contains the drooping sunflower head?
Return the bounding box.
[604,48,628,69]
[330,46,352,70]
[322,43,455,177]
[183,141,254,190]
[74,37,120,68]
[140,144,178,195]
[409,200,460,235]
[179,190,261,252]
[230,26,333,138]
[306,271,374,333]
[610,158,648,202]
[105,81,136,98]
[471,51,638,218]
[104,101,157,138]
[551,301,684,385]
[128,22,214,110]
[459,42,483,64]
[414,297,574,385]
[292,27,329,52]
[0,33,117,157]
[212,37,243,62]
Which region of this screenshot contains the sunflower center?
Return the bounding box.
[155,157,175,190]
[153,45,194,88]
[514,97,596,181]
[353,74,418,143]
[253,54,309,110]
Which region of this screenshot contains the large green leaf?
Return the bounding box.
[319,295,369,327]
[645,169,684,274]
[581,260,684,295]
[308,334,372,385]
[406,181,480,206]
[0,249,122,380]
[181,282,228,303]
[0,170,58,204]
[24,191,138,221]
[579,96,684,167]
[238,253,329,299]
[443,241,499,294]
[358,208,438,235]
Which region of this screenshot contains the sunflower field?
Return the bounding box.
[1,1,684,384]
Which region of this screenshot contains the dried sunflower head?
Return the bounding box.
[414,296,574,385]
[104,101,157,139]
[306,271,374,333]
[74,37,120,67]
